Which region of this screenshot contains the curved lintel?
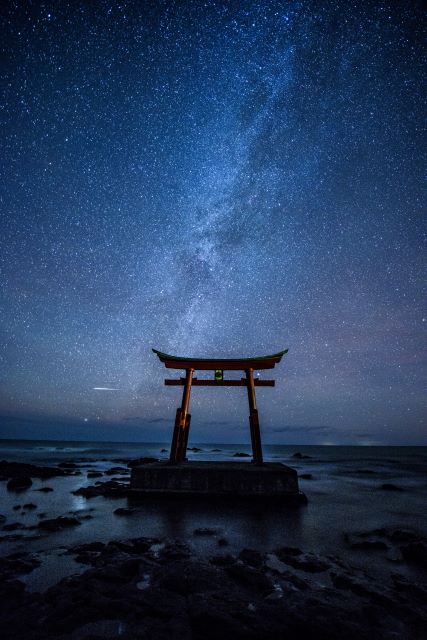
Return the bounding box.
[152,348,288,370]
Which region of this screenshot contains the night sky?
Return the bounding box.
[1,1,425,445]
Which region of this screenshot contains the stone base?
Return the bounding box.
[130,461,305,503]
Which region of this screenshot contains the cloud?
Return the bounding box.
[269,425,334,434]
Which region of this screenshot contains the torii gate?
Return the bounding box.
[153,348,288,466]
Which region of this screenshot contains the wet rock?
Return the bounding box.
[0,460,67,480]
[13,505,21,510]
[72,479,128,498]
[275,548,329,573]
[105,466,129,475]
[160,448,168,453]
[7,476,32,491]
[22,503,37,510]
[188,447,203,452]
[87,471,103,478]
[380,483,403,491]
[209,554,236,567]
[193,527,218,536]
[57,462,78,469]
[299,473,313,479]
[2,522,27,532]
[226,562,274,594]
[0,552,40,579]
[350,539,388,551]
[292,452,312,459]
[389,528,421,543]
[344,533,388,551]
[233,452,251,458]
[400,542,427,569]
[239,549,264,568]
[275,546,303,557]
[211,449,222,452]
[127,457,159,467]
[114,507,138,516]
[157,560,224,596]
[217,538,229,547]
[35,486,53,492]
[38,516,81,532]
[0,514,5,523]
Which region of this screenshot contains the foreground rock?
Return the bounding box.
[0,460,69,480]
[72,479,129,498]
[7,476,32,491]
[37,517,81,532]
[0,537,426,640]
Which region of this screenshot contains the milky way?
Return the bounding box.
[1,1,425,444]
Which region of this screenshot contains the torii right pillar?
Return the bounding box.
[246,368,263,465]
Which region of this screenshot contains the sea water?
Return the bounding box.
[0,439,426,591]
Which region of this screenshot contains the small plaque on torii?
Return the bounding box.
[152,348,288,465]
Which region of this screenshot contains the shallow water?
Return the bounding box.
[1,439,426,590]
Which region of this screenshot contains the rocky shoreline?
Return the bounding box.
[1,458,426,639]
[1,532,426,639]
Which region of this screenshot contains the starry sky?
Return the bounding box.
[1,1,425,445]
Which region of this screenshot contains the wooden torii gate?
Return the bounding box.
[153,348,288,466]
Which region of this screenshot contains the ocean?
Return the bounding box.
[0,439,426,592]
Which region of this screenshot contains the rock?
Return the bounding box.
[87,471,103,478]
[105,467,129,475]
[127,457,159,467]
[299,473,313,479]
[2,522,26,531]
[188,447,203,452]
[209,554,236,567]
[38,516,81,532]
[57,462,78,469]
[0,460,68,479]
[232,452,251,458]
[7,476,32,491]
[193,527,218,536]
[0,552,40,578]
[211,449,222,452]
[226,562,274,594]
[0,514,5,523]
[160,448,168,453]
[13,505,21,510]
[238,549,264,568]
[22,503,37,510]
[400,542,427,569]
[114,507,138,516]
[35,486,53,492]
[217,538,229,547]
[292,452,312,459]
[389,528,421,543]
[275,546,303,557]
[72,480,128,498]
[380,483,403,491]
[348,539,388,551]
[275,548,329,572]
[344,532,388,550]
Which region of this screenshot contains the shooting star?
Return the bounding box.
[93,387,121,391]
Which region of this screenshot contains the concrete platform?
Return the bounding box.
[130,461,306,503]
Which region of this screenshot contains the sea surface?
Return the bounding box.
[1,439,426,591]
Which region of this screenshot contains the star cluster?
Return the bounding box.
[1,1,425,444]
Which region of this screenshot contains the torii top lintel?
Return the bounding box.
[152,348,288,371]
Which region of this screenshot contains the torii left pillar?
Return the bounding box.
[170,368,193,463]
